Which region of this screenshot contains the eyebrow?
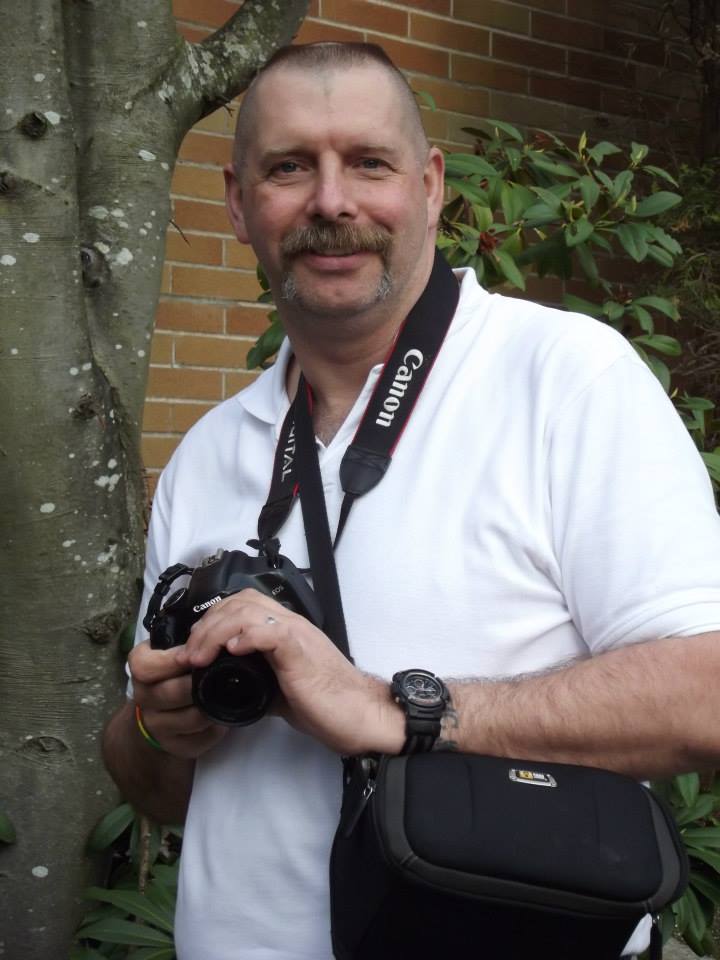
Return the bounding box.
[258,144,402,165]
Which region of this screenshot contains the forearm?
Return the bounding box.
[440,632,720,780]
[102,701,195,824]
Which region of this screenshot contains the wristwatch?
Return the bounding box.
[391,669,451,754]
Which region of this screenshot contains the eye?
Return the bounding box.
[268,159,303,178]
[359,158,385,170]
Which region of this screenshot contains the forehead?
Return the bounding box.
[247,63,414,155]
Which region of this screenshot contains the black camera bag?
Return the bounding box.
[275,256,689,960]
[330,752,688,960]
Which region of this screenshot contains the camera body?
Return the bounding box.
[146,549,323,726]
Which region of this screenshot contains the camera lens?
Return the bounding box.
[192,651,278,726]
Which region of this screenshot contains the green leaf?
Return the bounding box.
[473,204,493,231]
[675,794,719,826]
[494,249,525,290]
[587,141,622,164]
[631,305,653,333]
[683,885,708,944]
[683,826,720,848]
[489,118,523,141]
[563,294,603,318]
[616,223,647,262]
[84,887,174,934]
[681,396,716,412]
[443,153,498,178]
[129,949,176,960]
[529,155,578,179]
[69,948,109,960]
[579,175,600,213]
[630,141,649,165]
[565,216,594,248]
[678,773,701,808]
[246,314,284,369]
[702,453,720,484]
[633,295,680,321]
[643,164,679,187]
[594,169,614,192]
[76,918,173,947]
[501,183,535,225]
[603,301,626,324]
[611,169,634,202]
[415,89,436,111]
[645,355,671,392]
[690,870,720,906]
[575,242,600,284]
[0,810,16,844]
[634,191,683,217]
[646,245,675,268]
[87,804,135,853]
[647,226,683,255]
[633,334,682,357]
[445,177,491,205]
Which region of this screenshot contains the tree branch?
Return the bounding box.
[170,0,309,133]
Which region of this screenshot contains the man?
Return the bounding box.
[103,42,720,960]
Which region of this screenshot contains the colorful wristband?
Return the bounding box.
[135,705,164,752]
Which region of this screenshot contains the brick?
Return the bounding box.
[171,163,226,201]
[566,0,656,34]
[170,402,215,432]
[195,106,238,136]
[454,0,530,35]
[603,29,667,67]
[295,19,365,45]
[568,51,636,88]
[156,299,225,333]
[525,0,566,11]
[150,332,174,365]
[160,263,171,294]
[171,265,261,301]
[452,55,528,94]
[224,240,258,269]
[404,0,450,13]
[531,12,604,51]
[142,401,173,433]
[410,76,490,117]
[147,367,223,401]
[175,334,250,368]
[173,198,233,236]
[308,0,319,14]
[367,36,449,78]
[530,74,603,111]
[492,34,566,73]
[419,106,447,141]
[172,0,240,27]
[410,13,489,56]
[323,0,408,37]
[445,113,487,146]
[165,231,223,266]
[142,435,182,470]
[225,370,262,397]
[179,131,233,168]
[176,23,211,43]
[489,90,568,134]
[227,305,275,337]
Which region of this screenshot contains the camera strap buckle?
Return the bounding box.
[142,561,193,631]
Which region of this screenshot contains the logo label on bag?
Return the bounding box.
[509,769,557,788]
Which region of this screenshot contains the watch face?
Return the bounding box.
[402,672,444,706]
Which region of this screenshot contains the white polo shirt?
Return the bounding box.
[136,268,720,959]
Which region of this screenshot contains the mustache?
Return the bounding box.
[280,222,391,258]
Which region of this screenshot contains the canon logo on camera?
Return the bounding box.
[375,349,424,428]
[192,594,222,613]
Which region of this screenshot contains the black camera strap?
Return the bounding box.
[255,250,459,656]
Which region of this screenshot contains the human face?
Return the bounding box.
[225,64,444,323]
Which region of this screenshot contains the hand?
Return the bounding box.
[175,589,405,756]
[128,641,229,759]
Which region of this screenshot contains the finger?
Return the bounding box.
[133,673,193,712]
[143,703,219,740]
[181,607,289,669]
[129,641,192,685]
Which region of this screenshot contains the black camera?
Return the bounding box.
[143,548,323,726]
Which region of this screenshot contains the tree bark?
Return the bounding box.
[0,1,308,956]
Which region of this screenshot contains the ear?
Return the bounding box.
[223,163,250,244]
[424,146,445,230]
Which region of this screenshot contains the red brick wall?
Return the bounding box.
[144,0,694,481]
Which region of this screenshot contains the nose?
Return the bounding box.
[305,157,358,221]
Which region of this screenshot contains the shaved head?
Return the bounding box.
[233,42,430,175]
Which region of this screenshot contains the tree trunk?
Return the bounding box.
[0,1,308,956]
